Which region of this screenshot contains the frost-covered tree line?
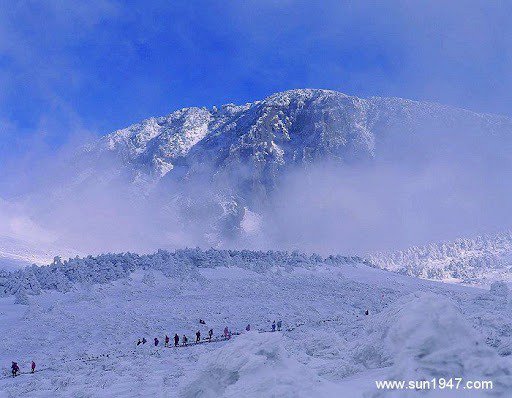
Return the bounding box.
[0,248,365,297]
[368,231,512,283]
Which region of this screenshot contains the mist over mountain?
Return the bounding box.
[3,88,512,258]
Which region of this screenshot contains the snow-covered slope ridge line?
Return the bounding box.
[85,88,512,187]
[0,248,367,298]
[368,230,512,284]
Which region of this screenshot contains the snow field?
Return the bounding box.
[1,263,511,397]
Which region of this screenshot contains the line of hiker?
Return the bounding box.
[133,318,278,349]
[136,313,366,349]
[8,312,375,380]
[10,361,35,377]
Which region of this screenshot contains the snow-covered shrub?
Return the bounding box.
[490,281,509,298]
[0,249,364,297]
[142,271,156,287]
[369,230,512,282]
[14,288,29,305]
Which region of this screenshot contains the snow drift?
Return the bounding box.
[357,293,512,397]
[179,331,343,398]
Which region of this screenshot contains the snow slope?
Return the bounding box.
[0,236,69,271]
[1,251,511,397]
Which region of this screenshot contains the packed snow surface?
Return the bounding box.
[1,250,512,397]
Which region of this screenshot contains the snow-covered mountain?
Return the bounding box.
[67,88,512,245]
[87,90,374,189]
[84,88,512,195]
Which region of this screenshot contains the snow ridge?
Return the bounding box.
[0,249,367,298]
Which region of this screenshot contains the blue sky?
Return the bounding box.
[1,0,512,157]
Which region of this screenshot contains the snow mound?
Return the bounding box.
[356,293,512,397]
[179,331,342,398]
[489,281,509,298]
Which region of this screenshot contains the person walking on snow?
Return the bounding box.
[182,335,188,346]
[208,329,213,341]
[174,334,179,347]
[31,361,36,373]
[196,330,201,343]
[199,319,206,325]
[142,337,147,344]
[272,321,276,332]
[154,337,159,346]
[11,362,19,377]
[277,320,282,331]
[165,335,170,347]
[223,326,229,339]
[137,339,142,346]
[246,324,251,331]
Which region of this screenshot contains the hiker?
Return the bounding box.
[365,309,369,316]
[154,337,159,346]
[199,319,206,325]
[223,326,229,339]
[136,339,142,346]
[277,320,282,331]
[208,329,213,341]
[196,330,201,343]
[182,335,188,346]
[165,335,170,347]
[142,337,147,344]
[174,334,180,347]
[31,361,36,373]
[11,362,19,377]
[246,324,251,331]
[272,321,276,332]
